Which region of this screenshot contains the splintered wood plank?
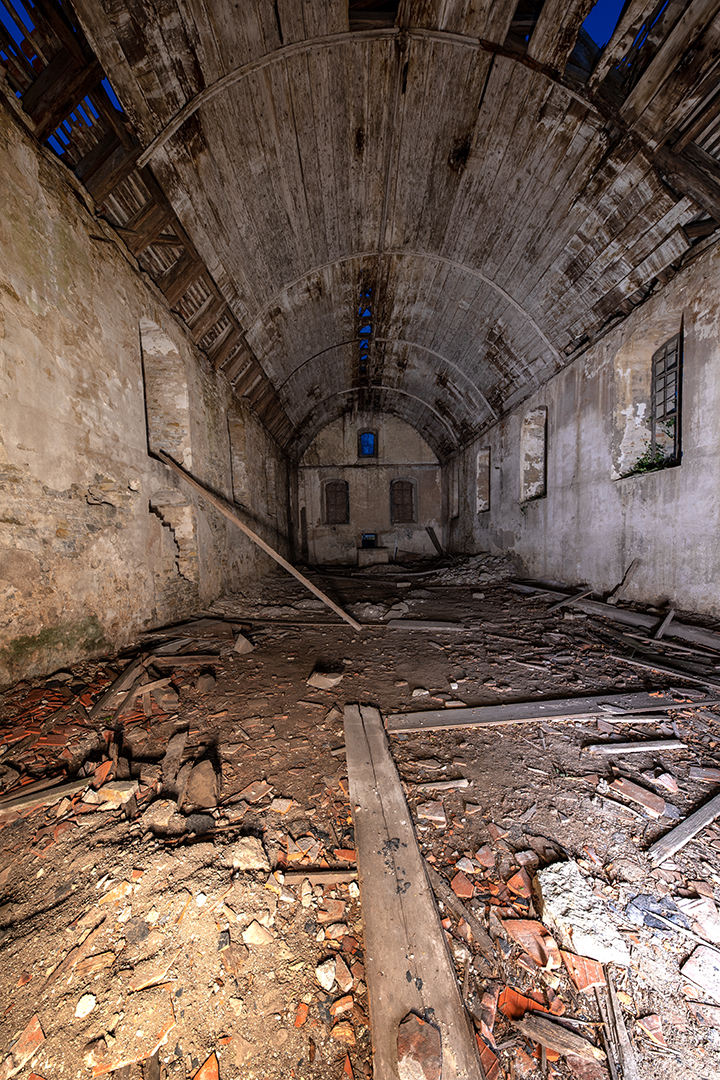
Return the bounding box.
[344,704,484,1080]
[587,0,656,91]
[526,0,595,70]
[620,0,720,127]
[386,691,696,734]
[648,791,720,863]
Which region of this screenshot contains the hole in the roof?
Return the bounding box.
[581,0,626,49]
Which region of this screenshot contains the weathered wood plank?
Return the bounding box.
[386,691,695,734]
[586,0,657,91]
[158,251,206,306]
[345,704,484,1080]
[620,0,720,127]
[526,0,595,70]
[649,792,720,863]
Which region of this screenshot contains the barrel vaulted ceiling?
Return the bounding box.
[20,0,720,459]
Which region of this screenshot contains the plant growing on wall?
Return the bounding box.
[621,420,677,477]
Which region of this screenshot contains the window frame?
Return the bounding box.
[357,429,378,458]
[650,332,682,466]
[390,477,417,524]
[324,478,350,525]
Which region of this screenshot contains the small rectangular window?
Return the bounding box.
[391,479,415,523]
[358,430,377,457]
[325,480,349,525]
[651,333,682,465]
[476,449,491,513]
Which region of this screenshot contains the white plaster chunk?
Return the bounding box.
[536,861,631,966]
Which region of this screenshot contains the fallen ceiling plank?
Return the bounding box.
[344,703,485,1080]
[386,691,720,734]
[510,583,720,652]
[157,451,362,631]
[648,790,720,863]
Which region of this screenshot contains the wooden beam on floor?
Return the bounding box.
[156,452,362,631]
[386,690,720,734]
[344,704,485,1080]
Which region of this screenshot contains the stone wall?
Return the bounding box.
[299,412,441,564]
[0,104,290,686]
[449,239,720,617]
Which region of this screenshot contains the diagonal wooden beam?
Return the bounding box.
[157,250,206,306]
[22,48,102,140]
[526,0,595,70]
[587,0,658,92]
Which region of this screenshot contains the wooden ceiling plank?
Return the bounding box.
[188,294,227,341]
[74,130,122,182]
[674,86,720,152]
[72,0,158,138]
[526,0,595,70]
[208,325,244,368]
[158,250,206,306]
[88,84,136,150]
[123,198,175,255]
[84,140,142,202]
[655,142,720,219]
[586,0,656,92]
[23,50,102,140]
[620,0,720,127]
[175,0,227,84]
[32,0,88,67]
[635,19,720,145]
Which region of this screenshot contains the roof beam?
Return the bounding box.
[526,0,595,70]
[620,0,720,127]
[586,0,657,92]
[654,143,720,220]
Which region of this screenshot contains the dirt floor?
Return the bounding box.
[2,554,720,1079]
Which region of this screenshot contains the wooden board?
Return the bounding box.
[386,690,714,734]
[344,704,484,1080]
[648,791,720,864]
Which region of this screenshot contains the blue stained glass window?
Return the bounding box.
[359,431,376,456]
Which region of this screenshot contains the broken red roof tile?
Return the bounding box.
[560,951,606,993]
[192,1052,219,1080]
[0,1013,45,1076]
[637,1014,667,1047]
[503,920,561,969]
[476,1034,500,1080]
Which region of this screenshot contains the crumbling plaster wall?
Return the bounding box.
[449,240,720,617]
[0,104,289,686]
[299,412,441,564]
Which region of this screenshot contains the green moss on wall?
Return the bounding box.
[0,617,108,681]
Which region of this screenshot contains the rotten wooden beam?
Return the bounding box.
[84,141,142,201]
[655,144,720,221]
[510,1014,606,1063]
[526,0,595,70]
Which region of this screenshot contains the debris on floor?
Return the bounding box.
[2,557,720,1078]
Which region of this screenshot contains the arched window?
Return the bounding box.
[391,479,416,523]
[325,479,349,524]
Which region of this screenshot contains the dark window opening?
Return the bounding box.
[325,480,349,525]
[349,1,399,31]
[650,333,682,465]
[362,532,377,548]
[358,430,377,457]
[391,479,416,524]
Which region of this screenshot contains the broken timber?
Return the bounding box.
[157,451,361,631]
[344,704,484,1079]
[386,691,719,734]
[648,791,720,864]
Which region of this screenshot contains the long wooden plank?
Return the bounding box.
[648,791,720,863]
[526,0,595,70]
[512,584,720,652]
[620,0,720,126]
[157,451,361,631]
[345,704,484,1080]
[587,0,658,91]
[386,691,717,734]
